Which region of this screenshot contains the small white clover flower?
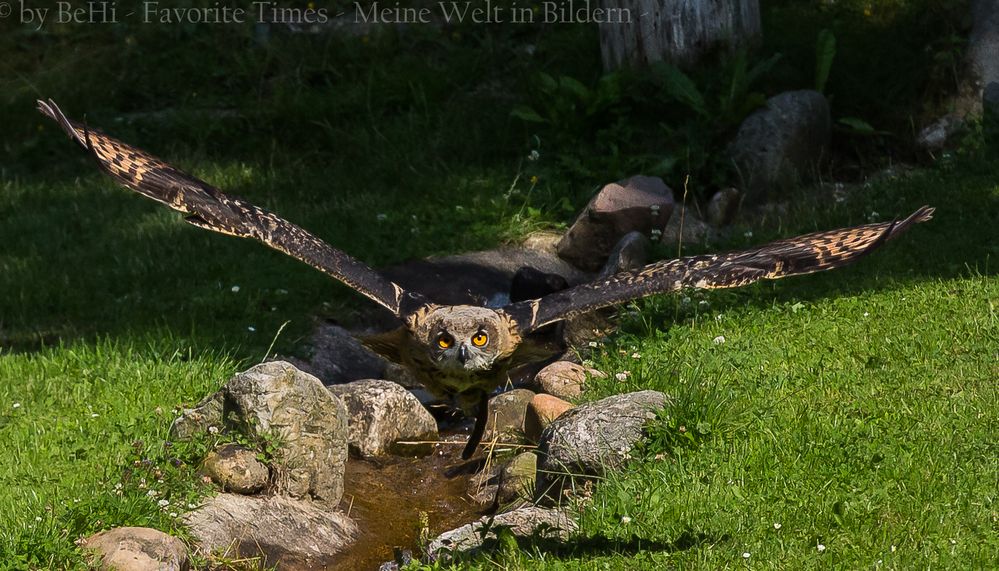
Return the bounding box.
[630,352,641,359]
[188,503,197,509]
[620,516,632,524]
[614,372,629,382]
[817,544,826,552]
[247,326,256,332]
[230,285,240,293]
[587,341,598,348]
[713,335,726,345]
[35,516,42,522]
[169,512,178,518]
[742,552,750,559]
[147,490,157,497]
[715,314,723,321]
[863,312,870,317]
[158,499,170,508]
[90,413,99,418]
[528,150,540,161]
[891,545,896,553]
[12,403,21,409]
[773,522,781,530]
[208,426,219,435]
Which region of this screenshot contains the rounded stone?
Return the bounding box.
[534,361,604,400]
[200,444,269,494]
[525,394,574,443]
[82,527,188,571]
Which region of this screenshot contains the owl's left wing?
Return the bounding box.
[501,206,934,333]
[37,99,427,319]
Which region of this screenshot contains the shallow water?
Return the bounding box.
[328,435,487,570]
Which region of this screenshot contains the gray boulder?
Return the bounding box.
[659,205,714,246]
[497,452,538,505]
[81,527,188,571]
[557,175,675,272]
[183,494,357,568]
[426,506,577,561]
[916,114,965,152]
[328,380,438,457]
[536,390,670,499]
[596,231,649,279]
[483,389,536,443]
[284,323,388,385]
[729,90,831,201]
[200,444,270,494]
[170,361,349,506]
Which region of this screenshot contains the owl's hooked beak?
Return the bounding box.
[457,344,470,364]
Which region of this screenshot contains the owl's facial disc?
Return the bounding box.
[423,306,507,372]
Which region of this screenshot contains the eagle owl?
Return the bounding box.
[37,100,934,459]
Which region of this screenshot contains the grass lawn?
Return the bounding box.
[1,6,997,570]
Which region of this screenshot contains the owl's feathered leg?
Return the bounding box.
[461,393,489,460]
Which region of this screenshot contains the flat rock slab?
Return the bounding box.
[382,248,589,309]
[283,323,388,385]
[329,379,438,457]
[536,390,670,499]
[184,493,357,569]
[81,527,188,571]
[426,506,577,561]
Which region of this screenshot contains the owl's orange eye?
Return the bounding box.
[437,334,453,349]
[471,333,488,347]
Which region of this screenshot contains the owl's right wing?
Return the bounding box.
[501,206,934,333]
[38,99,427,319]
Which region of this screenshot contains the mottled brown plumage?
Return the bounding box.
[38,99,934,459]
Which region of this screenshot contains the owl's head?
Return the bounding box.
[419,306,514,372]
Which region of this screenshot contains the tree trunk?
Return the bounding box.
[598,0,761,71]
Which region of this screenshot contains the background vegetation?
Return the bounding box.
[0,0,995,568]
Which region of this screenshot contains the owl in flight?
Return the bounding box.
[38,99,934,459]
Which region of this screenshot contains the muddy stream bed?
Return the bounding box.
[325,432,488,570]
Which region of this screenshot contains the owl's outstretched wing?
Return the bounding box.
[501,206,934,333]
[38,99,427,319]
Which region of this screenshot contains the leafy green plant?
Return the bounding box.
[815,28,836,94]
[648,50,780,195]
[511,72,624,137]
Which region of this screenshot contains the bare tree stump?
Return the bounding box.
[598,0,761,71]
